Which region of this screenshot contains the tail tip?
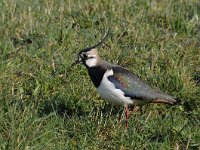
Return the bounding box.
[173,98,181,105]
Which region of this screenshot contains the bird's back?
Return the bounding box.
[102,61,177,105]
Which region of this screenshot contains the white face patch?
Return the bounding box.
[80,49,99,68]
[85,56,97,67]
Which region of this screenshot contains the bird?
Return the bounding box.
[72,31,178,128]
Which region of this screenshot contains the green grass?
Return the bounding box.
[0,0,200,149]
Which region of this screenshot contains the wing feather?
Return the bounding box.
[107,66,174,102]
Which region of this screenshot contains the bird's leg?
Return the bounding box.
[125,105,129,128]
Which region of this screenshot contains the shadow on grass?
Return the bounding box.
[38,99,87,118]
[37,93,199,124]
[38,96,124,119]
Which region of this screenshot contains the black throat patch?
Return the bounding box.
[87,66,107,87]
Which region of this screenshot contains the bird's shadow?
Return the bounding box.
[38,99,85,118]
[37,95,199,122]
[38,98,124,119]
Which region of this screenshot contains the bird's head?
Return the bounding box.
[74,48,100,68]
[71,30,109,68]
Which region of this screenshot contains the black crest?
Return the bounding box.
[79,29,110,54]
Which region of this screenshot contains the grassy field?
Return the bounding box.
[0,0,200,149]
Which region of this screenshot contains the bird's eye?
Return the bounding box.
[82,53,88,59]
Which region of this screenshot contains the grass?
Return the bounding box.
[0,0,200,149]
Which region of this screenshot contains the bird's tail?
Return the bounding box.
[152,98,180,105]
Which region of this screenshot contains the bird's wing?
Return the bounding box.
[107,66,173,102]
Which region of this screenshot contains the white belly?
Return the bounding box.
[97,69,133,105]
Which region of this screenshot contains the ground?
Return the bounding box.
[0,0,199,149]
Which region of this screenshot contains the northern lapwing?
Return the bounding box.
[72,32,178,128]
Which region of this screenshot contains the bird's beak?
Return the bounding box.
[71,58,82,67]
